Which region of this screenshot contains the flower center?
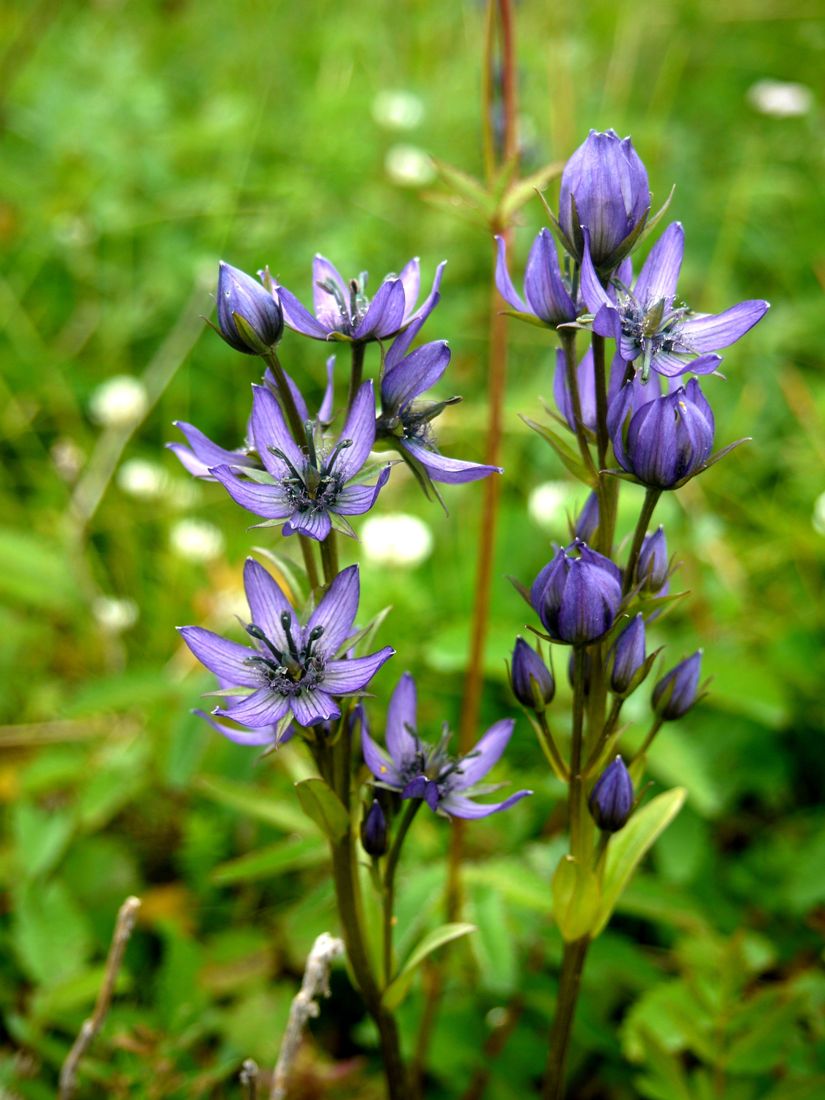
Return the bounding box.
[244,617,326,697]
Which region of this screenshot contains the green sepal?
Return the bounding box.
[500,309,553,330]
[520,414,595,485]
[344,605,392,659]
[239,467,277,484]
[525,712,568,782]
[552,855,601,942]
[592,786,686,936]
[499,160,564,221]
[233,312,272,355]
[381,922,476,1009]
[294,777,350,843]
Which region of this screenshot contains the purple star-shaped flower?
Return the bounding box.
[168,360,335,480]
[361,673,531,819]
[276,254,446,344]
[179,559,394,740]
[581,222,769,380]
[210,380,390,541]
[377,317,502,485]
[494,228,578,328]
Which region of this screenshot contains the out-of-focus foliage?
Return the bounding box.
[0,0,823,1096]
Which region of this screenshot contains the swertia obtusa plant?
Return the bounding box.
[170,117,767,1100]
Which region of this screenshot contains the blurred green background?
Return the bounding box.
[1,0,824,1096]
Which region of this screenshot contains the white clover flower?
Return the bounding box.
[385,145,436,188]
[372,90,424,131]
[361,513,434,567]
[89,375,148,427]
[170,517,225,563]
[528,481,576,529]
[747,80,813,118]
[92,595,139,633]
[117,458,169,500]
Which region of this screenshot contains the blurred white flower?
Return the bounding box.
[92,595,139,633]
[812,491,825,536]
[361,513,434,567]
[117,458,169,500]
[372,89,424,131]
[385,144,436,188]
[89,375,148,427]
[170,517,225,563]
[747,79,813,118]
[51,438,85,481]
[528,481,575,529]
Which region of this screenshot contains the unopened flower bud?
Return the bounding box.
[609,614,646,695]
[531,540,622,646]
[216,261,283,354]
[589,756,634,832]
[636,526,669,593]
[511,637,555,710]
[652,650,703,720]
[361,799,388,857]
[573,491,600,544]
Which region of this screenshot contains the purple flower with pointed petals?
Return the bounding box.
[609,614,646,695]
[652,650,703,720]
[558,130,651,270]
[216,262,283,354]
[589,756,634,832]
[211,381,390,541]
[276,254,446,344]
[376,317,501,485]
[581,222,768,380]
[531,540,622,646]
[494,229,578,328]
[361,673,531,819]
[179,560,394,741]
[610,377,716,489]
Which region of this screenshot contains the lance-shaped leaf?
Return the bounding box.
[294,777,350,842]
[381,922,476,1009]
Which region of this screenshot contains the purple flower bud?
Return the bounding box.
[652,650,703,720]
[361,799,388,857]
[531,540,622,646]
[559,130,650,269]
[609,614,646,695]
[511,637,555,710]
[574,491,600,544]
[610,379,715,489]
[216,261,283,354]
[636,526,669,593]
[589,756,634,832]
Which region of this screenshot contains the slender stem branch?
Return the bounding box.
[569,647,587,858]
[320,531,340,586]
[382,800,422,985]
[559,330,596,481]
[542,937,590,1100]
[536,710,570,781]
[591,334,609,475]
[347,342,365,412]
[583,696,622,777]
[264,349,306,442]
[623,488,662,595]
[631,717,664,763]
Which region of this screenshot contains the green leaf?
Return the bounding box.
[593,788,686,936]
[520,415,595,484]
[294,777,349,842]
[194,775,316,833]
[552,856,600,941]
[211,836,328,884]
[470,885,518,995]
[12,801,74,880]
[382,922,475,1010]
[0,528,81,612]
[500,159,564,220]
[12,880,92,986]
[431,158,492,211]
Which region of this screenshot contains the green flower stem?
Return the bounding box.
[382,799,422,986]
[632,716,664,763]
[623,487,662,595]
[559,329,597,482]
[542,936,591,1100]
[347,342,365,412]
[320,531,340,587]
[536,710,570,781]
[569,646,588,858]
[582,696,622,777]
[590,332,619,558]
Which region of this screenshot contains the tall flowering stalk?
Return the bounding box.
[498,127,767,1098]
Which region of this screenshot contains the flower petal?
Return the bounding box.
[354,278,406,340]
[401,439,501,484]
[678,300,770,353]
[335,380,376,480]
[633,221,684,304]
[251,384,305,477]
[193,708,282,747]
[405,259,446,325]
[276,284,333,339]
[579,230,614,314]
[362,724,402,787]
[439,789,532,819]
[171,421,253,474]
[382,341,451,412]
[290,690,340,727]
[283,509,333,541]
[215,688,289,727]
[494,235,528,313]
[318,356,336,426]
[178,626,260,686]
[523,228,576,324]
[312,255,349,330]
[263,367,310,424]
[455,718,515,787]
[307,564,360,657]
[243,558,294,651]
[323,647,395,694]
[334,466,391,516]
[386,672,419,765]
[210,465,293,520]
[398,256,421,320]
